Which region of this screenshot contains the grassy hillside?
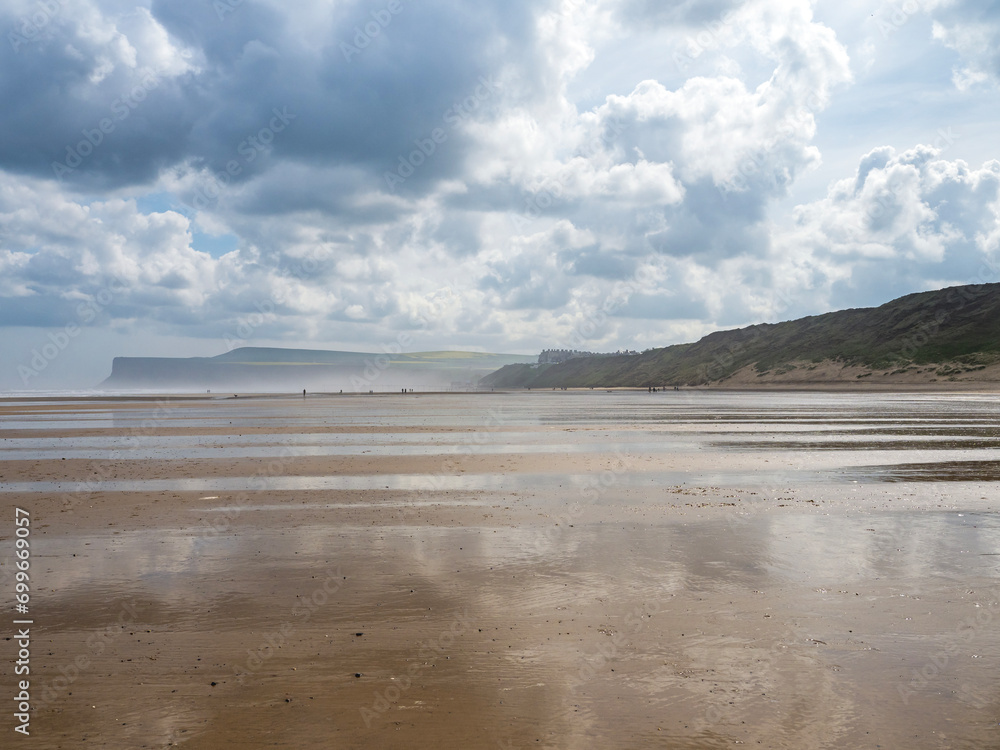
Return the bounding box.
[483,283,1000,388]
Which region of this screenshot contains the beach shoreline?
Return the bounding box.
[2,392,998,748]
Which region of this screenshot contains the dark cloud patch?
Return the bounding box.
[828,269,928,313]
[0,0,538,195]
[0,12,195,186]
[23,251,83,286]
[478,249,574,310]
[0,295,79,327]
[617,291,708,320]
[172,0,538,188]
[565,248,633,279]
[228,165,407,225]
[648,180,770,260]
[429,214,484,257]
[603,112,683,166]
[443,181,538,216]
[501,279,573,310]
[150,0,286,65]
[616,0,740,28]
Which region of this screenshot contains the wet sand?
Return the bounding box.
[2,391,999,749]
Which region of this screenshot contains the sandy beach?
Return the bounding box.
[2,390,999,749]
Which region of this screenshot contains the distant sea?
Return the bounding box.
[0,389,207,398]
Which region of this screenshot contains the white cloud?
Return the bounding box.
[776,145,1000,303]
[929,0,1000,89]
[0,0,998,389]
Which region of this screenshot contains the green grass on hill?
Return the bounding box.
[482,282,1000,388]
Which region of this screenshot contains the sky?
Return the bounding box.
[1,0,998,390]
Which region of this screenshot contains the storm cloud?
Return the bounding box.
[1,0,997,388]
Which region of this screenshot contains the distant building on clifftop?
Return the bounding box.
[538,348,639,364]
[538,349,593,364]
